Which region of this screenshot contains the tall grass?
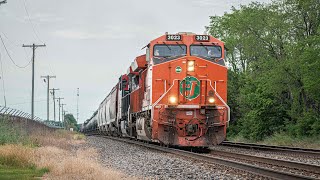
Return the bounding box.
[0,144,32,168]
[29,129,86,150]
[0,144,49,179]
[0,118,124,179]
[33,146,124,180]
[0,118,27,145]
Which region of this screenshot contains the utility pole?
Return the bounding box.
[61,103,66,127]
[63,110,68,129]
[55,97,63,125]
[77,88,79,122]
[50,88,59,122]
[22,43,46,120]
[41,75,56,121]
[0,0,7,6]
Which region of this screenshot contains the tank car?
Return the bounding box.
[82,111,98,134]
[85,32,229,147]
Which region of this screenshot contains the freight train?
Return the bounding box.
[82,32,230,147]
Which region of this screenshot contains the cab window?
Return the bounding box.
[190,45,222,58]
[153,44,187,65]
[153,44,186,57]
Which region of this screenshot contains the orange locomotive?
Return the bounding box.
[84,32,229,147]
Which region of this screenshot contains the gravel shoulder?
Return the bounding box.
[83,136,260,180]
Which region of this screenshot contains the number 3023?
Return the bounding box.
[195,35,210,41]
[166,35,181,41]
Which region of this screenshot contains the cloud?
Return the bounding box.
[54,30,100,40]
[53,29,133,40]
[192,0,271,8]
[194,0,219,6]
[32,13,64,23]
[19,13,64,24]
[53,24,161,40]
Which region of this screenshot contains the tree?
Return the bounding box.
[207,0,320,140]
[64,114,79,131]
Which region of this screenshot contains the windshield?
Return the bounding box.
[190,45,222,58]
[153,44,187,57]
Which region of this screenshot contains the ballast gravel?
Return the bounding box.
[84,136,259,180]
[210,146,320,166]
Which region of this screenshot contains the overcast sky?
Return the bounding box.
[0,0,270,123]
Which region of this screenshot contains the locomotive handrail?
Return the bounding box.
[202,79,230,126]
[151,79,180,124]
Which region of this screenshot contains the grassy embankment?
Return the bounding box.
[0,117,124,179]
[0,118,48,179]
[227,133,320,149]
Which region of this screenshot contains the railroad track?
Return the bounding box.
[94,135,316,180]
[210,149,320,179]
[221,141,320,158]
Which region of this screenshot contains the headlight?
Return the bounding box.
[169,96,177,104]
[208,97,215,103]
[187,60,195,72]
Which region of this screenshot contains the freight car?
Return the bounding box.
[83,32,230,147]
[82,111,98,134]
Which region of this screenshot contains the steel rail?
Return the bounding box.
[221,141,320,157]
[96,135,314,180]
[210,149,320,173]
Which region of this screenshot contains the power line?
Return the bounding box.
[22,0,43,43]
[0,50,6,107]
[1,32,32,61]
[1,32,20,47]
[0,35,32,68]
[20,0,54,75]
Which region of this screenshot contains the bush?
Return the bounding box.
[261,132,320,149]
[294,111,320,137]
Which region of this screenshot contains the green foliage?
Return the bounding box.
[208,0,320,141]
[0,118,27,145]
[64,114,79,131]
[262,132,320,148]
[0,118,40,148]
[229,132,320,148]
[0,118,49,179]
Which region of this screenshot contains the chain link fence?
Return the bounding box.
[0,105,62,130]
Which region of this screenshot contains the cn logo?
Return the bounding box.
[179,76,200,100]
